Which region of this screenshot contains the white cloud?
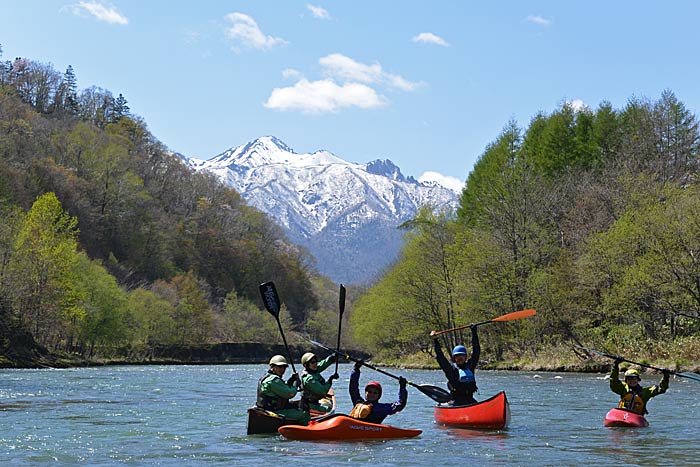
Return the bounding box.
[264,78,388,113]
[224,12,287,51]
[568,99,587,112]
[526,15,552,26]
[412,32,449,47]
[419,171,464,193]
[307,4,331,19]
[319,53,421,91]
[282,68,302,79]
[67,1,128,25]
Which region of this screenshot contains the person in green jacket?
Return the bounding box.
[300,352,338,413]
[256,355,310,425]
[610,358,670,415]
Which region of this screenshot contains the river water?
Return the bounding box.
[1,364,698,466]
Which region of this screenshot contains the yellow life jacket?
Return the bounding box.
[618,393,645,414]
[349,402,372,419]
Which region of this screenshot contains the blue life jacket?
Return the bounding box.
[458,367,475,383]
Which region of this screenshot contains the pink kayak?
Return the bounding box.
[603,408,649,428]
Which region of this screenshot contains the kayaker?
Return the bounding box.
[300,352,339,413]
[256,355,310,425]
[610,358,670,415]
[348,360,407,424]
[430,324,480,406]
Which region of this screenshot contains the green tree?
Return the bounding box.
[111,93,129,122]
[126,286,177,347]
[220,291,281,343]
[73,252,129,355]
[170,271,214,345]
[7,192,82,347]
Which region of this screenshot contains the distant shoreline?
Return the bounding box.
[2,341,698,375]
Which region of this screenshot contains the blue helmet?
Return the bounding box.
[452,345,467,356]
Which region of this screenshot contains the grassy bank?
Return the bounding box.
[372,341,700,375]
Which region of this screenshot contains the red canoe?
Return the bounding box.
[278,414,422,441]
[434,391,510,430]
[603,408,649,428]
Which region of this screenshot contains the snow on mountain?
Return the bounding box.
[186,136,459,284]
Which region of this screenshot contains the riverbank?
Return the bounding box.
[376,343,700,375]
[0,340,373,369]
[3,338,699,374]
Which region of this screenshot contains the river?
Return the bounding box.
[1,364,698,466]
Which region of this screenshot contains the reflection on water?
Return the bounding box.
[0,365,698,466]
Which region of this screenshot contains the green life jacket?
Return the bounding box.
[256,373,292,411]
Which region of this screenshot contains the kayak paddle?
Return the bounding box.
[576,346,700,382]
[259,281,303,388]
[432,309,537,336]
[308,338,452,404]
[334,284,346,378]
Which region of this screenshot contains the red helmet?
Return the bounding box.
[365,381,382,397]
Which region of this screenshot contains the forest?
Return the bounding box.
[0,46,343,365]
[1,44,699,370]
[352,88,700,369]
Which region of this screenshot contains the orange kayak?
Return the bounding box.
[434,391,510,430]
[278,414,422,440]
[603,408,649,428]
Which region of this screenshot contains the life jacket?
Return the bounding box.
[349,402,373,420]
[301,371,327,405]
[256,373,292,411]
[619,390,646,414]
[448,363,478,398]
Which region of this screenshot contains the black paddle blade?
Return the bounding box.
[677,372,700,382]
[339,284,346,314]
[259,281,281,319]
[413,383,451,403]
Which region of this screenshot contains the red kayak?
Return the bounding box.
[603,408,649,428]
[434,391,510,430]
[278,414,422,441]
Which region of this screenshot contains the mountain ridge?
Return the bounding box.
[185,136,459,283]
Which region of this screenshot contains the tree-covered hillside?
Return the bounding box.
[352,93,700,369]
[0,48,322,362]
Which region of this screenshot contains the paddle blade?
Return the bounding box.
[339,284,346,315]
[412,383,451,403]
[259,281,281,319]
[491,309,537,322]
[677,372,700,382]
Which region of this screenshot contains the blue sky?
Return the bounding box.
[3,1,700,191]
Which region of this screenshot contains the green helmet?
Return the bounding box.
[624,369,641,380]
[269,355,288,366]
[301,352,317,365]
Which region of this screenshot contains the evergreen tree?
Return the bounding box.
[63,65,79,114]
[112,93,129,123]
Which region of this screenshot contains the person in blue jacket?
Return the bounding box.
[348,360,407,424]
[430,324,480,406]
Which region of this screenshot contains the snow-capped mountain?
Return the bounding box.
[186,136,460,284]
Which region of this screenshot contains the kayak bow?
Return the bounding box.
[278,414,422,441]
